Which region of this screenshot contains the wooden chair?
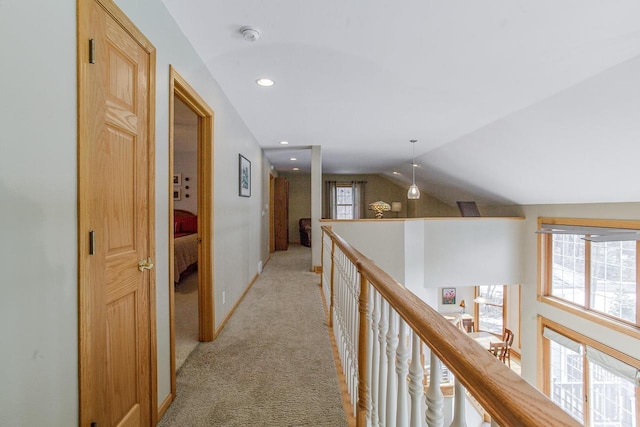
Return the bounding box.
[462,318,475,333]
[501,328,514,367]
[490,342,508,363]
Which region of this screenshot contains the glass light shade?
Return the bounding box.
[407,184,420,199]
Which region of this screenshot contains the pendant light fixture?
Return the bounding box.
[407,139,421,199]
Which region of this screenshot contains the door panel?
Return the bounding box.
[79,0,155,425]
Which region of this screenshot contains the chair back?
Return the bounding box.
[490,342,507,363]
[503,328,514,346]
[462,318,475,333]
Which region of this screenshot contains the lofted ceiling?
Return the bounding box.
[161,0,640,206]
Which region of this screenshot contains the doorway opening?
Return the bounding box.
[168,67,215,402]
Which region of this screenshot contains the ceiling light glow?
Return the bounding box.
[279,141,289,145]
[293,167,300,171]
[289,157,297,161]
[256,78,274,87]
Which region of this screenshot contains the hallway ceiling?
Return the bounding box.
[161,0,640,205]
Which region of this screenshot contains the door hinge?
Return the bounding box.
[89,39,96,64]
[89,230,96,255]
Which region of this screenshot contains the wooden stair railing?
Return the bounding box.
[321,226,580,427]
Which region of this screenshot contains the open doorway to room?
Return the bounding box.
[172,95,199,369]
[168,67,214,401]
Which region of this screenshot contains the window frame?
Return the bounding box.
[538,217,640,339]
[335,183,354,220]
[474,284,507,335]
[539,317,640,427]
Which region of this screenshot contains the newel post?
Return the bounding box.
[356,266,369,427]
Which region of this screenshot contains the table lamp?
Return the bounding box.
[391,201,401,217]
[368,201,391,219]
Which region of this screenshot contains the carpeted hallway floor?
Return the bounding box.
[158,244,347,427]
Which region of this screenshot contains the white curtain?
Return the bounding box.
[324,181,338,219]
[351,181,365,219]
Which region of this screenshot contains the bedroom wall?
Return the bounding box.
[0,0,268,424]
[173,151,198,214]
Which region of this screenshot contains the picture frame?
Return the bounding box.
[173,173,182,186]
[239,154,251,197]
[173,189,181,201]
[442,288,456,305]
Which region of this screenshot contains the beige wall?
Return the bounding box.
[324,173,458,219]
[282,172,466,242]
[280,172,311,243]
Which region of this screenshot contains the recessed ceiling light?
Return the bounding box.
[279,141,289,145]
[293,167,300,171]
[289,157,297,161]
[256,78,274,87]
[393,171,400,175]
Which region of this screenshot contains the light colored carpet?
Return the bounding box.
[159,244,347,427]
[175,270,199,371]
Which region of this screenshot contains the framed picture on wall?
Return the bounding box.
[173,173,182,186]
[442,288,456,305]
[173,189,181,201]
[239,154,251,197]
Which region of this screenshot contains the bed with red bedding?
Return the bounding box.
[174,209,198,283]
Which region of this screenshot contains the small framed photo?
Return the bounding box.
[239,154,251,197]
[173,173,182,186]
[442,288,456,305]
[173,189,181,201]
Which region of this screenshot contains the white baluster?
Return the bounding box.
[366,286,374,425]
[378,299,388,425]
[396,318,409,426]
[385,307,398,426]
[351,265,359,414]
[408,332,425,427]
[371,291,380,427]
[449,378,467,427]
[426,353,444,427]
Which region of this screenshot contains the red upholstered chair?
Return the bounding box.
[299,218,311,247]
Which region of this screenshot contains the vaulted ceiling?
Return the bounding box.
[162,0,640,205]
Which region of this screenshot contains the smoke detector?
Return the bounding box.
[240,26,261,42]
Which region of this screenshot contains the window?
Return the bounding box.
[335,185,354,219]
[541,218,640,328]
[542,321,640,426]
[324,181,366,219]
[591,240,637,323]
[475,285,505,334]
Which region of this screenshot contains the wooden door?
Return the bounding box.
[78,0,156,425]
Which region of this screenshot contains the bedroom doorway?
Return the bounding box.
[168,67,214,401]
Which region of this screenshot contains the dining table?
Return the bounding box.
[468,331,503,350]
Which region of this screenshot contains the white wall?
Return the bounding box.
[422,218,525,287]
[173,152,198,213]
[324,220,406,284]
[516,202,640,387]
[0,0,268,424]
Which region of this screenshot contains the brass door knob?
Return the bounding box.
[138,257,154,272]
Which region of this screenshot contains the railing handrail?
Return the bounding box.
[321,226,580,427]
